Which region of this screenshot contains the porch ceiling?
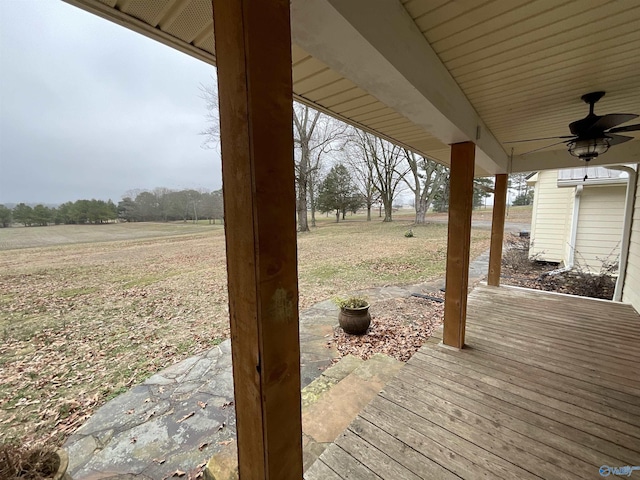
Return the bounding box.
[63,0,640,175]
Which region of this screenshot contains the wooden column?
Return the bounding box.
[443,142,475,349]
[488,174,508,286]
[212,1,302,479]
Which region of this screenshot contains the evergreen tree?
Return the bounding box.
[118,197,138,222]
[473,177,494,209]
[431,175,450,213]
[316,164,362,222]
[0,204,12,227]
[31,204,51,226]
[512,190,534,206]
[12,203,33,226]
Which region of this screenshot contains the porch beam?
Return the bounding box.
[291,0,508,175]
[212,1,303,479]
[488,174,508,286]
[443,142,475,349]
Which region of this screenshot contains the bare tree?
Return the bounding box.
[307,160,325,228]
[343,130,378,221]
[293,103,346,231]
[199,83,345,230]
[198,78,220,150]
[351,130,408,222]
[402,149,448,224]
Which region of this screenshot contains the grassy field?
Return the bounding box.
[0,209,519,444]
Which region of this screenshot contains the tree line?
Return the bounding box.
[201,82,530,231]
[0,188,224,227]
[117,188,223,223]
[1,85,532,229]
[290,104,497,229]
[0,200,117,227]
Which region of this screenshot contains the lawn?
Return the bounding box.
[0,213,497,445]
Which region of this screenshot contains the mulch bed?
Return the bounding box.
[330,292,444,362]
[500,264,616,300]
[499,234,616,300]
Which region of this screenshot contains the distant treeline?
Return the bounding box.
[0,188,224,227]
[118,188,223,223]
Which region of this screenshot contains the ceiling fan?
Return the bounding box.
[507,91,640,161]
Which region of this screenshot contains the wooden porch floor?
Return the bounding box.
[305,285,640,479]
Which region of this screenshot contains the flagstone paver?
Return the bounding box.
[65,251,491,479]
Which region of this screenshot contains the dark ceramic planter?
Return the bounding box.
[338,305,371,335]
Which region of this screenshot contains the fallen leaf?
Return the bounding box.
[126,409,135,415]
[172,470,186,477]
[197,401,207,409]
[176,411,195,423]
[143,410,156,421]
[198,442,209,451]
[217,422,226,432]
[218,440,232,446]
[153,458,166,465]
[130,437,137,444]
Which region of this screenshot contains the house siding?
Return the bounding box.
[622,170,640,313]
[529,170,574,264]
[574,185,626,272]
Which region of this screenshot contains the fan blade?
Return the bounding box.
[608,123,640,133]
[606,133,634,146]
[521,139,571,156]
[588,113,638,132]
[504,135,575,144]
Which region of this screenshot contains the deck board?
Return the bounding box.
[305,285,640,479]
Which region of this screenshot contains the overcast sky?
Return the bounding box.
[0,0,221,205]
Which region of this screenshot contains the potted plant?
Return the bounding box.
[0,443,72,480]
[334,296,371,335]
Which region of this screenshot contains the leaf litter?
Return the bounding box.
[0,219,490,447]
[330,293,445,362]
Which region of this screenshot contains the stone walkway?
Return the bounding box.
[65,251,491,479]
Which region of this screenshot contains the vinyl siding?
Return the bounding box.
[573,186,625,272]
[622,171,640,313]
[529,170,574,264]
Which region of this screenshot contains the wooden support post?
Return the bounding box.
[443,142,475,349]
[488,174,508,286]
[212,1,302,479]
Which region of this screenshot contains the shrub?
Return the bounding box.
[501,234,539,272]
[539,254,618,300]
[404,229,414,238]
[333,296,369,309]
[0,443,62,480]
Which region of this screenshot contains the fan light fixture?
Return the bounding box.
[567,137,610,162]
[506,91,640,162]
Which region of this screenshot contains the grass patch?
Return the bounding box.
[56,287,99,298]
[120,275,169,288]
[0,217,492,445]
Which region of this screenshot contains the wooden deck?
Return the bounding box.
[305,285,640,479]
